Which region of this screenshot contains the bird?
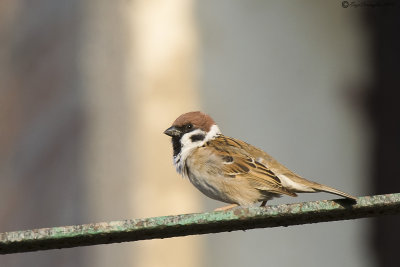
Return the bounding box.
[164,111,357,211]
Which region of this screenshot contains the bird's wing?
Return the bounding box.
[207,135,297,197]
[211,136,357,200]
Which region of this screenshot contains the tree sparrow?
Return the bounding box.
[164,111,357,211]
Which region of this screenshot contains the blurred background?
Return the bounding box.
[1,0,399,266]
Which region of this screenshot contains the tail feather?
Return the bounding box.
[312,184,357,201]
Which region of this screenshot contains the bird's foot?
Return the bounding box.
[260,201,267,207]
[214,204,239,211]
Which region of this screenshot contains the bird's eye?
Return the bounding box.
[186,124,193,129]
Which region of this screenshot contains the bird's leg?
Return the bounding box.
[260,201,267,207]
[214,204,238,211]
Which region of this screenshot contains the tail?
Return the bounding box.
[279,174,357,201]
[312,184,357,201]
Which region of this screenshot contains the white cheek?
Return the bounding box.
[174,129,206,177]
[180,129,207,150]
[174,125,221,178]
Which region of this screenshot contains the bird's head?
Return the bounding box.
[164,111,221,157]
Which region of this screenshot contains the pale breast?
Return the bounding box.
[185,147,262,205]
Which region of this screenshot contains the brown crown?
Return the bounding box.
[172,111,216,132]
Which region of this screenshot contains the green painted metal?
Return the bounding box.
[1,193,400,254]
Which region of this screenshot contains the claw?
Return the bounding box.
[214,204,238,211]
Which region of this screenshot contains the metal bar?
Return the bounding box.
[1,193,399,255]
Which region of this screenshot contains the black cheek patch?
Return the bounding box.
[190,134,205,142]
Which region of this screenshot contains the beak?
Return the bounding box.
[164,126,181,137]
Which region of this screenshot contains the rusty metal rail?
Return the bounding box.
[1,193,399,255]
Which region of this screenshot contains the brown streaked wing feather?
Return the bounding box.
[206,135,297,197]
[233,137,309,184]
[219,135,317,188]
[213,136,356,200]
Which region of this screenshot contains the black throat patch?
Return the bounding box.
[169,124,204,157]
[172,136,182,157]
